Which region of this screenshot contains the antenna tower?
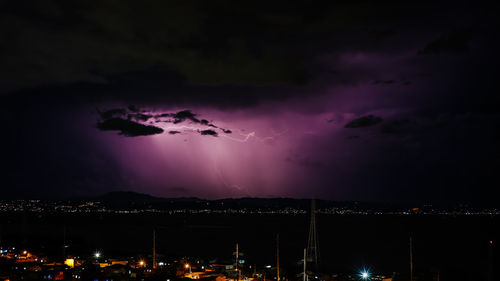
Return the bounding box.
[306,199,319,269]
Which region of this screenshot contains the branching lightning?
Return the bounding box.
[156,123,288,143]
[220,129,288,143]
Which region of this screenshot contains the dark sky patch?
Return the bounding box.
[167,186,190,196]
[344,115,383,128]
[419,31,471,55]
[378,113,494,136]
[128,105,140,112]
[98,108,127,119]
[380,118,416,134]
[372,80,395,85]
[298,157,324,168]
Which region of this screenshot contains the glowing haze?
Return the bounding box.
[1,1,498,204]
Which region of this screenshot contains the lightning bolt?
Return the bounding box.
[220,129,288,143]
[161,125,203,132]
[156,123,288,143]
[216,168,253,197]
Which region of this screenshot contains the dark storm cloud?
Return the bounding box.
[129,113,152,122]
[97,108,127,119]
[344,115,383,128]
[200,129,218,136]
[152,109,228,131]
[95,107,231,137]
[97,118,164,136]
[172,110,200,124]
[3,0,495,109]
[0,0,314,97]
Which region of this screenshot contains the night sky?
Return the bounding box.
[1,1,499,205]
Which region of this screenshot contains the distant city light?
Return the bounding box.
[139,260,145,266]
[94,252,101,258]
[185,263,190,269]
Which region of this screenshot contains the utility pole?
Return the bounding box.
[153,229,156,270]
[488,240,493,281]
[303,248,307,281]
[409,237,414,281]
[235,243,240,281]
[277,233,280,281]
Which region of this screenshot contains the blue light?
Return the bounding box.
[359,269,370,280]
